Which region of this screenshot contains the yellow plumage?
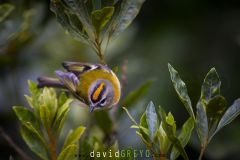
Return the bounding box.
[77,68,121,105]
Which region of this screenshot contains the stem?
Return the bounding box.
[94,37,105,64]
[48,130,57,160]
[0,127,33,160]
[198,143,207,160]
[159,151,166,160]
[160,156,166,160]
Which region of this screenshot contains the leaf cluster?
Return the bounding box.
[124,63,240,160]
[50,0,146,62]
[13,81,85,160]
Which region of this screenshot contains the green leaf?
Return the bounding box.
[63,126,86,149]
[146,101,157,142]
[140,112,148,129]
[168,64,195,120]
[54,99,72,124]
[55,107,70,138]
[28,80,40,97]
[121,80,152,109]
[123,107,138,125]
[53,99,72,137]
[58,92,68,107]
[110,0,146,39]
[158,106,189,160]
[54,0,94,37]
[0,3,15,23]
[58,144,77,160]
[166,112,176,132]
[13,106,40,130]
[157,123,171,154]
[50,0,92,45]
[93,110,113,134]
[206,95,227,134]
[201,68,221,104]
[20,123,48,160]
[136,131,151,149]
[39,106,51,131]
[40,88,57,122]
[212,98,240,139]
[27,81,41,118]
[91,6,115,35]
[196,101,208,147]
[170,117,194,160]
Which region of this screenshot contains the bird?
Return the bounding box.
[37,62,121,112]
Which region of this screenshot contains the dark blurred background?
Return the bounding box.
[1,0,240,160]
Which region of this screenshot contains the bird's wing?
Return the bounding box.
[62,62,99,75]
[55,70,80,92]
[62,61,112,75]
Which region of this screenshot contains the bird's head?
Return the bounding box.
[88,79,115,112]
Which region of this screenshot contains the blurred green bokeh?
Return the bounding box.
[1,0,240,160]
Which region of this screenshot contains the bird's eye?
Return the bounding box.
[100,98,106,106]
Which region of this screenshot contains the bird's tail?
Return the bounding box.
[37,77,66,89]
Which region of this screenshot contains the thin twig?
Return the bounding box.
[47,130,57,160]
[121,59,128,88]
[198,142,208,160]
[0,126,33,160]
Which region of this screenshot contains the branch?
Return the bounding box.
[0,126,33,160]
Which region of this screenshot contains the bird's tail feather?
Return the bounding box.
[37,77,66,89]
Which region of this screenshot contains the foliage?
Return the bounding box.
[13,81,85,160]
[0,3,15,23]
[50,0,146,62]
[124,63,240,160]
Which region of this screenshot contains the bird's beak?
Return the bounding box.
[89,104,95,113]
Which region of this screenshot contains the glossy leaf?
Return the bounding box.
[146,101,157,142]
[212,98,240,139]
[26,81,41,116]
[124,107,151,147]
[58,92,68,107]
[157,123,171,154]
[110,0,146,39]
[158,105,189,160]
[136,131,151,149]
[39,106,51,131]
[53,99,72,137]
[63,126,86,149]
[58,144,77,160]
[40,88,57,121]
[206,95,227,133]
[20,123,48,160]
[170,117,194,160]
[13,106,40,130]
[140,112,148,129]
[201,68,221,104]
[196,101,208,146]
[28,80,40,97]
[91,6,115,35]
[54,107,70,138]
[50,0,92,45]
[0,4,15,23]
[168,64,195,120]
[54,99,72,124]
[58,0,93,36]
